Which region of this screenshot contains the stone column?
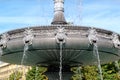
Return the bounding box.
[51,0,67,25]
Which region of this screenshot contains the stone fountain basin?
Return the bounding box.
[0,26,120,66]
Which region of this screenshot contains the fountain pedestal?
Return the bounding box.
[45,72,73,80]
[45,66,73,80]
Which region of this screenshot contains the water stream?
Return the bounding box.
[93,43,103,80]
[0,47,3,56]
[77,67,82,80]
[21,44,29,65]
[59,42,63,80]
[14,65,18,80]
[35,66,38,80]
[114,61,120,74]
[20,43,29,80]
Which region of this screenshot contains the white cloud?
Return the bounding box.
[0,16,52,24]
[77,0,120,33]
[82,15,120,33]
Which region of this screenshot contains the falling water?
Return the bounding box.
[59,42,63,80]
[14,65,18,80]
[0,47,3,56]
[35,66,38,80]
[77,0,83,25]
[20,43,29,80]
[77,67,82,80]
[93,43,103,80]
[21,43,29,65]
[114,61,120,74]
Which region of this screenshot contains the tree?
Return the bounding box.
[9,71,22,80]
[82,66,98,80]
[26,66,48,80]
[71,61,120,80]
[71,67,82,80]
[102,62,120,80]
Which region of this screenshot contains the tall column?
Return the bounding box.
[51,0,67,25]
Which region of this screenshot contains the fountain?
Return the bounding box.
[0,0,120,80]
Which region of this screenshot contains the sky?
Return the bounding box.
[0,0,120,33]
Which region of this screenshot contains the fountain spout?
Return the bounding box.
[51,0,67,25]
[0,33,9,49]
[88,28,98,44]
[0,33,9,56]
[55,26,67,43]
[23,28,34,46]
[112,33,120,49]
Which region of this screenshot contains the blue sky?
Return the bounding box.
[0,0,120,33]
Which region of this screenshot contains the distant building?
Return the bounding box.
[0,62,30,80]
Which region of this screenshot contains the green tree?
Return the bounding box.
[26,66,48,80]
[71,67,82,80]
[102,62,120,80]
[71,61,120,80]
[82,66,98,80]
[9,71,22,80]
[71,66,98,80]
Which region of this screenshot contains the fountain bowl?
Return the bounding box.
[0,25,120,67]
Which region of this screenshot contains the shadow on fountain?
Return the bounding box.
[44,65,73,80]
